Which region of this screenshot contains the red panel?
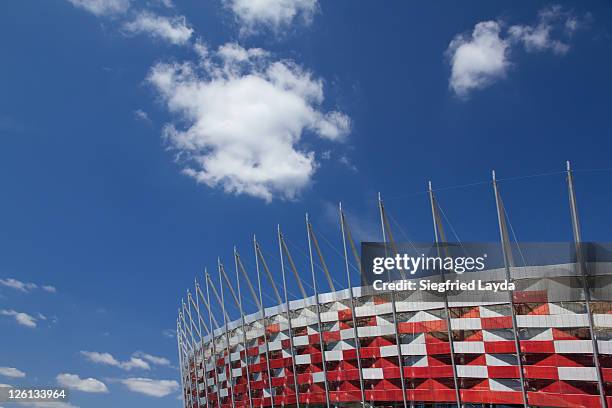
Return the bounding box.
[487,365,520,378]
[481,316,513,329]
[527,392,602,408]
[484,340,516,353]
[520,340,555,353]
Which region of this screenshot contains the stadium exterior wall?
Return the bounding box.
[178,262,612,408]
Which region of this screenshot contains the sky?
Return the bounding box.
[1,0,612,407]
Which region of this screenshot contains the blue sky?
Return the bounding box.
[1,0,612,407]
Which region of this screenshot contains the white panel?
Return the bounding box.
[312,371,326,383]
[355,305,377,317]
[558,367,597,381]
[594,314,612,328]
[379,345,398,357]
[362,368,384,379]
[295,354,311,365]
[320,311,339,322]
[400,344,427,355]
[554,340,593,354]
[232,368,242,377]
[293,335,309,347]
[325,350,343,361]
[598,340,612,354]
[456,365,488,378]
[358,325,395,338]
[340,328,356,340]
[517,314,588,328]
[453,341,485,354]
[450,318,482,330]
[268,340,282,351]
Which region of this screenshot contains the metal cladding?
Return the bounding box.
[176,164,612,408]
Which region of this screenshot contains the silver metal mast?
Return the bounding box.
[180,307,199,408]
[193,279,211,408]
[186,294,203,408]
[193,283,223,408]
[232,247,255,408]
[339,203,366,407]
[177,318,190,408]
[305,214,331,408]
[204,272,225,408]
[254,235,276,408]
[566,161,607,408]
[427,181,462,408]
[277,225,301,408]
[492,170,529,408]
[377,193,408,408]
[209,267,237,408]
[279,233,308,299]
[180,320,198,408]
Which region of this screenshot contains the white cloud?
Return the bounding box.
[0,278,37,292]
[133,352,171,367]
[0,310,37,328]
[225,0,318,35]
[123,12,193,45]
[162,329,176,339]
[20,403,79,408]
[57,374,108,393]
[338,155,357,172]
[80,351,150,371]
[508,5,577,55]
[446,6,583,98]
[67,0,130,16]
[133,109,151,122]
[42,285,57,293]
[0,367,26,379]
[446,21,510,98]
[120,378,178,397]
[148,43,349,202]
[0,278,56,294]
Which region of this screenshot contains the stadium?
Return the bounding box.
[176,164,612,408]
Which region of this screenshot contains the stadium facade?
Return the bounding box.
[177,163,612,408]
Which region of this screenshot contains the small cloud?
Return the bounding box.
[66,0,130,16]
[321,150,331,160]
[0,310,38,328]
[339,155,357,172]
[508,5,578,55]
[0,278,56,294]
[162,329,176,339]
[133,352,171,367]
[133,109,151,123]
[123,12,193,45]
[120,377,179,397]
[0,367,26,379]
[225,0,318,36]
[57,374,108,393]
[446,5,585,98]
[80,351,151,371]
[0,278,37,293]
[446,21,510,98]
